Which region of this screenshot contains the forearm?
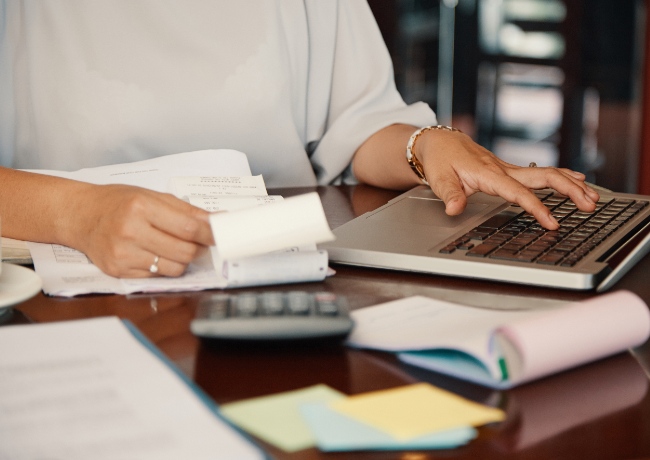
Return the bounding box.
[0,167,92,246]
[351,123,421,190]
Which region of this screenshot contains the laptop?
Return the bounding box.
[319,186,650,291]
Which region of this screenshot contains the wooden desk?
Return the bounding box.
[6,185,650,459]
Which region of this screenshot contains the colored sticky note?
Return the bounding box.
[300,402,477,451]
[329,383,505,440]
[219,384,345,452]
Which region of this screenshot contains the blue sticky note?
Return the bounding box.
[299,402,477,452]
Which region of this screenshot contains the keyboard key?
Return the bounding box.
[466,243,499,257]
[480,211,522,229]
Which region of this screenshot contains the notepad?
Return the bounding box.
[219,384,345,452]
[327,383,503,440]
[219,383,495,453]
[299,401,477,451]
[346,290,650,389]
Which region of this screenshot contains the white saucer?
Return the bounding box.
[0,262,42,311]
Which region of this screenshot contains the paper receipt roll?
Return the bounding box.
[209,192,335,260]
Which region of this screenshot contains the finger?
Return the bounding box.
[145,194,215,246]
[509,167,599,211]
[508,165,583,188]
[428,167,468,216]
[514,189,560,230]
[560,168,587,180]
[141,225,209,266]
[125,253,189,278]
[476,173,560,229]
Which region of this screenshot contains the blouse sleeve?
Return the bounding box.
[307,0,437,185]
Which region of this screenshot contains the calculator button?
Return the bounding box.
[286,291,311,315]
[260,292,285,315]
[233,294,258,316]
[198,295,229,319]
[314,292,339,316]
[316,301,338,316]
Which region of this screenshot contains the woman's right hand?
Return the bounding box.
[65,183,214,278]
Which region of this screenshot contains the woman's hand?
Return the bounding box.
[415,129,600,230]
[65,184,214,278]
[352,124,600,230]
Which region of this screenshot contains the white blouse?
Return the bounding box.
[0,0,436,187]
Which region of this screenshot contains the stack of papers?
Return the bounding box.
[219,383,504,452]
[23,149,335,296]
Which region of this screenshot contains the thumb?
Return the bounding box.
[432,177,468,216]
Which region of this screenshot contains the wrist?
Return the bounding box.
[54,180,99,249]
[406,125,461,185]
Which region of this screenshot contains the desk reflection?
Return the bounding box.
[194,342,425,404]
[486,353,648,453]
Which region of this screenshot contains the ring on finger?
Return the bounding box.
[149,255,160,274]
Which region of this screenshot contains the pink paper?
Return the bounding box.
[497,290,650,384]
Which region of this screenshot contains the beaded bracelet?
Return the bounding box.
[406,125,460,185]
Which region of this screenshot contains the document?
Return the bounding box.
[169,175,268,199]
[24,150,334,296]
[346,290,650,389]
[24,149,251,192]
[0,317,266,460]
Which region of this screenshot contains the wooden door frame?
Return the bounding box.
[639,0,650,193]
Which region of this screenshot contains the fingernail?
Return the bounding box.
[548,212,559,228]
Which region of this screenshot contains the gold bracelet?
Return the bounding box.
[406,125,460,185]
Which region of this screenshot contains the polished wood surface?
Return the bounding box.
[5,185,650,459]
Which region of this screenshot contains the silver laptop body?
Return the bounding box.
[320,186,650,291]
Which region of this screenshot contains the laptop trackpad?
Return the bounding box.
[369,197,489,228]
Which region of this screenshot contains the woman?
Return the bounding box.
[0,0,598,278]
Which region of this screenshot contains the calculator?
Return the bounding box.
[191,291,354,341]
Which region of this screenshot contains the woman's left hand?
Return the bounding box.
[352,124,600,231]
[415,128,600,230]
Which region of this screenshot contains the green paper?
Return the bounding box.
[219,384,345,452]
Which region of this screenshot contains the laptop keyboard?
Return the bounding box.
[439,191,649,267]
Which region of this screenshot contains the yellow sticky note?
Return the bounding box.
[330,383,505,440]
[220,384,345,452]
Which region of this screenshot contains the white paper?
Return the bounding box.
[170,175,268,199]
[214,245,329,288]
[210,192,335,260]
[24,149,251,192]
[189,195,283,212]
[0,317,264,460]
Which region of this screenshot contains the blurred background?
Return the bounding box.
[367,0,648,194]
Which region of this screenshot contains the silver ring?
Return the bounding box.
[149,255,160,274]
[528,162,537,168]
